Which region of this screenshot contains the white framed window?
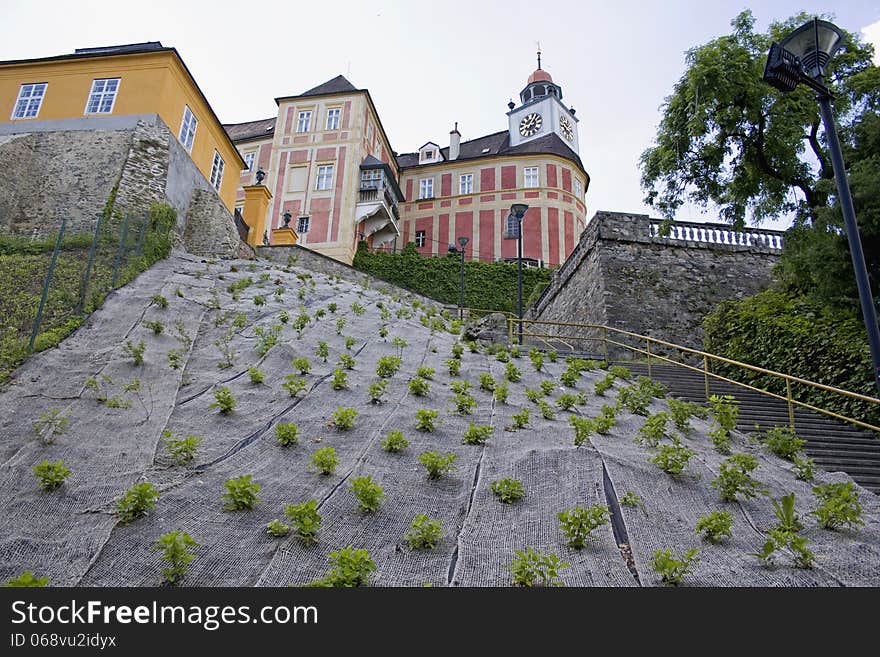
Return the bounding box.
[297,111,312,133]
[326,107,341,130]
[287,166,308,193]
[84,78,120,114]
[243,152,255,172]
[11,82,47,119]
[524,166,539,188]
[415,230,426,248]
[424,150,434,160]
[179,106,198,152]
[209,151,225,192]
[316,164,334,190]
[574,178,582,198]
[459,173,473,195]
[419,178,434,199]
[297,216,310,233]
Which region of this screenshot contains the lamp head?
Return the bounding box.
[458,236,469,248]
[780,18,843,80]
[510,203,529,219]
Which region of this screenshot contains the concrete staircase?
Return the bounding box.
[624,362,880,495]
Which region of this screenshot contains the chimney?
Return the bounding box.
[449,122,461,161]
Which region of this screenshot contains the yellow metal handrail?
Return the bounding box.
[506,317,880,436]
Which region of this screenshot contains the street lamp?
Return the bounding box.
[505,203,529,344]
[763,18,880,396]
[457,236,469,320]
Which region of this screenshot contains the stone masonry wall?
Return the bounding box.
[529,211,781,353]
[0,115,244,257]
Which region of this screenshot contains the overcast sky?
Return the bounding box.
[3,0,879,229]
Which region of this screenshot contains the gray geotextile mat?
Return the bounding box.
[1,252,878,587]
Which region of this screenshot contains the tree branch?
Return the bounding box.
[808,119,832,180]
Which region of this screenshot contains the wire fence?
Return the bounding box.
[0,211,151,382]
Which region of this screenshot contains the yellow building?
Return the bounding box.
[0,42,244,211]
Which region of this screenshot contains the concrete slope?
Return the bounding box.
[0,252,878,587]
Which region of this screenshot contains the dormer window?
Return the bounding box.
[424,150,434,160]
[418,142,441,165]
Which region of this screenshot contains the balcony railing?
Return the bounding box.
[358,180,400,221]
[649,220,784,250]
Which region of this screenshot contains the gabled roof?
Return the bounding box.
[396,130,586,178]
[274,75,359,104]
[299,75,358,98]
[418,141,440,150]
[223,117,276,143]
[74,42,165,55]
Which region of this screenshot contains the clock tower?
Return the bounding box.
[507,51,579,154]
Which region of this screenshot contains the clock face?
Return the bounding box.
[559,115,574,141]
[519,112,543,137]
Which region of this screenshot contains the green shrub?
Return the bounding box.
[525,387,541,403]
[570,415,594,447]
[122,340,146,365]
[760,426,806,461]
[695,511,733,544]
[32,409,68,445]
[450,380,472,395]
[293,313,310,337]
[151,294,169,309]
[284,499,322,543]
[451,343,464,359]
[316,341,329,362]
[222,475,260,511]
[350,476,384,512]
[416,366,435,380]
[279,310,290,324]
[557,504,610,549]
[463,423,493,445]
[266,519,290,537]
[529,349,544,371]
[275,422,300,447]
[292,357,311,375]
[210,386,236,413]
[248,367,265,384]
[617,383,652,416]
[153,531,199,584]
[335,318,347,335]
[331,407,358,430]
[494,382,509,404]
[479,373,496,392]
[344,336,357,351]
[231,312,248,329]
[330,368,348,390]
[282,375,307,397]
[308,546,375,587]
[609,365,632,380]
[144,320,164,334]
[338,353,356,370]
[409,376,431,396]
[446,358,462,376]
[491,478,524,503]
[650,548,699,586]
[376,356,402,378]
[539,380,556,396]
[510,407,530,429]
[556,393,578,411]
[649,444,695,476]
[794,456,815,481]
[811,482,863,531]
[380,429,409,453]
[507,548,569,587]
[636,412,670,447]
[453,392,477,415]
[415,408,440,432]
[504,362,522,382]
[620,491,642,508]
[405,514,444,550]
[418,451,457,479]
[594,375,615,396]
[3,571,49,587]
[116,482,159,524]
[311,447,339,475]
[351,302,366,315]
[167,348,183,369]
[33,459,71,490]
[327,302,337,313]
[537,399,555,420]
[593,404,617,434]
[164,432,203,464]
[711,453,766,502]
[368,379,389,404]
[254,324,281,355]
[668,398,701,434]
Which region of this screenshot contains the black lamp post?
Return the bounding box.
[763,18,880,396]
[505,203,529,344]
[457,236,469,320]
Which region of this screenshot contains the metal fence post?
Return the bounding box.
[703,355,710,401]
[602,326,609,363]
[134,210,148,256]
[786,379,796,431]
[29,217,67,351]
[507,317,514,346]
[110,213,131,288]
[77,212,104,314]
[646,337,652,378]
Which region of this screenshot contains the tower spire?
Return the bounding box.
[536,42,542,69]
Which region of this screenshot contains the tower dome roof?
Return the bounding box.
[527,68,553,84]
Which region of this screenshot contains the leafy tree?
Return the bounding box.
[641,10,878,231]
